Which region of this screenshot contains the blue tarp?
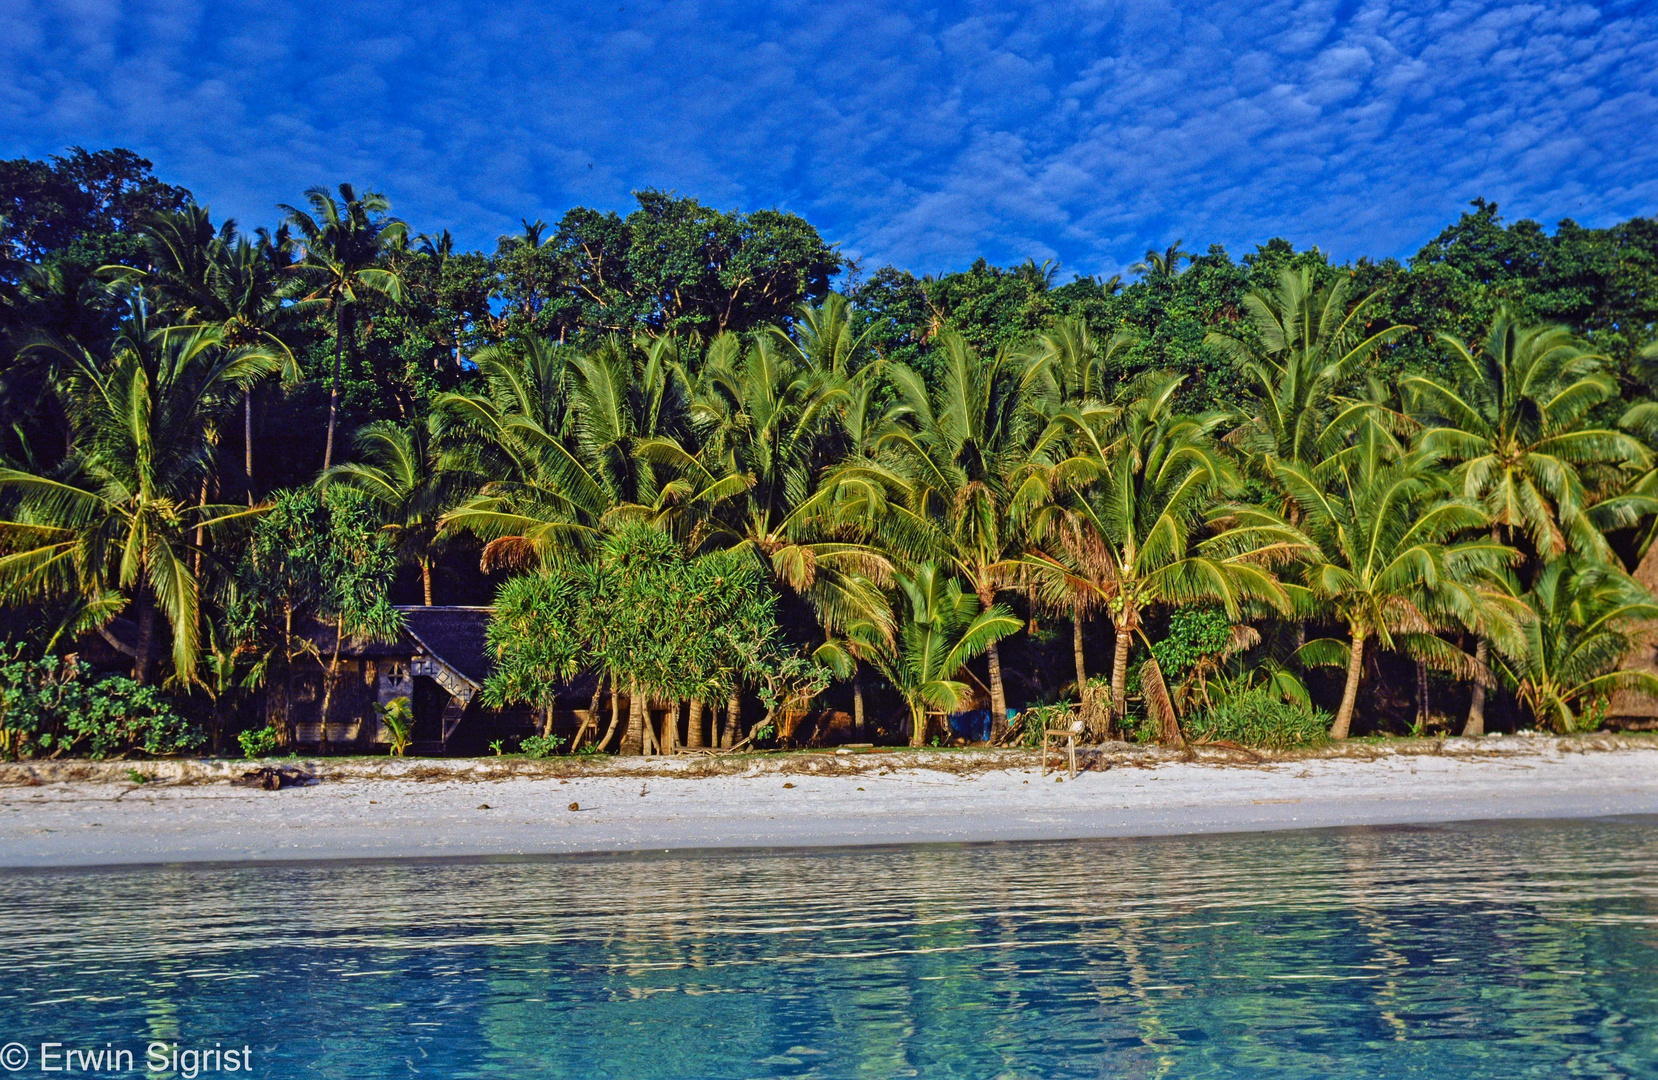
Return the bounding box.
[947,708,1014,742]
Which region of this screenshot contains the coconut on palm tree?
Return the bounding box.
[1206,265,1410,478]
[437,334,693,571]
[680,329,893,641]
[1405,313,1650,564]
[109,208,305,502]
[839,329,1048,740]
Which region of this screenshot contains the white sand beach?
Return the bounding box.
[2,738,1655,868]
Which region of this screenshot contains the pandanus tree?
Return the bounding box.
[1499,558,1658,733]
[843,330,1047,740]
[1261,425,1523,739]
[1403,313,1652,733]
[280,184,407,470]
[843,563,1020,746]
[0,310,281,682]
[1023,373,1301,730]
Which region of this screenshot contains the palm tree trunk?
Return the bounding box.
[1331,633,1366,739]
[909,703,927,747]
[323,307,345,471]
[1415,659,1430,729]
[1073,607,1088,693]
[621,683,644,755]
[986,640,1009,741]
[1111,622,1132,719]
[852,666,865,741]
[133,591,155,685]
[641,703,659,755]
[686,699,705,749]
[244,387,255,507]
[420,558,433,606]
[1463,638,1489,736]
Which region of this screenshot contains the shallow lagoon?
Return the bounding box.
[2,818,1655,1078]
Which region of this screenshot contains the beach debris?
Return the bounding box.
[568,801,580,811]
[235,766,315,791]
[782,782,795,789]
[477,803,491,810]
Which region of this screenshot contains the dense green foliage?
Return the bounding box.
[1180,687,1331,750]
[0,645,200,758]
[4,147,1658,753]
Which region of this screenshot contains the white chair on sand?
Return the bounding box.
[1042,716,1085,779]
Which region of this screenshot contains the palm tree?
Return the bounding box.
[1263,428,1522,739]
[439,334,694,570]
[682,330,892,639]
[1029,317,1137,408]
[0,312,280,682]
[321,416,472,604]
[1206,266,1409,477]
[841,330,1047,739]
[771,292,874,379]
[280,185,407,470]
[1405,313,1650,563]
[1129,241,1191,279]
[1404,313,1651,734]
[1023,373,1300,726]
[1501,558,1658,732]
[845,564,1020,746]
[111,209,304,502]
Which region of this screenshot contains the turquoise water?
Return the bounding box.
[1,819,1655,1078]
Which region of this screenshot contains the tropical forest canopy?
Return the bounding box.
[3,145,1658,754]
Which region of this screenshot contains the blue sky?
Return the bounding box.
[3,0,1656,279]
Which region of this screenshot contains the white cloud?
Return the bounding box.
[0,0,1654,278]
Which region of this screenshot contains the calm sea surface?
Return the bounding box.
[1,818,1655,1078]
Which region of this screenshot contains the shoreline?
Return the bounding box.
[3,736,1656,869]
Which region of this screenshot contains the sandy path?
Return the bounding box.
[2,745,1654,868]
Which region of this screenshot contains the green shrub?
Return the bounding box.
[0,646,200,759]
[520,733,565,758]
[62,677,201,759]
[1152,607,1233,680]
[238,726,280,759]
[1182,687,1330,749]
